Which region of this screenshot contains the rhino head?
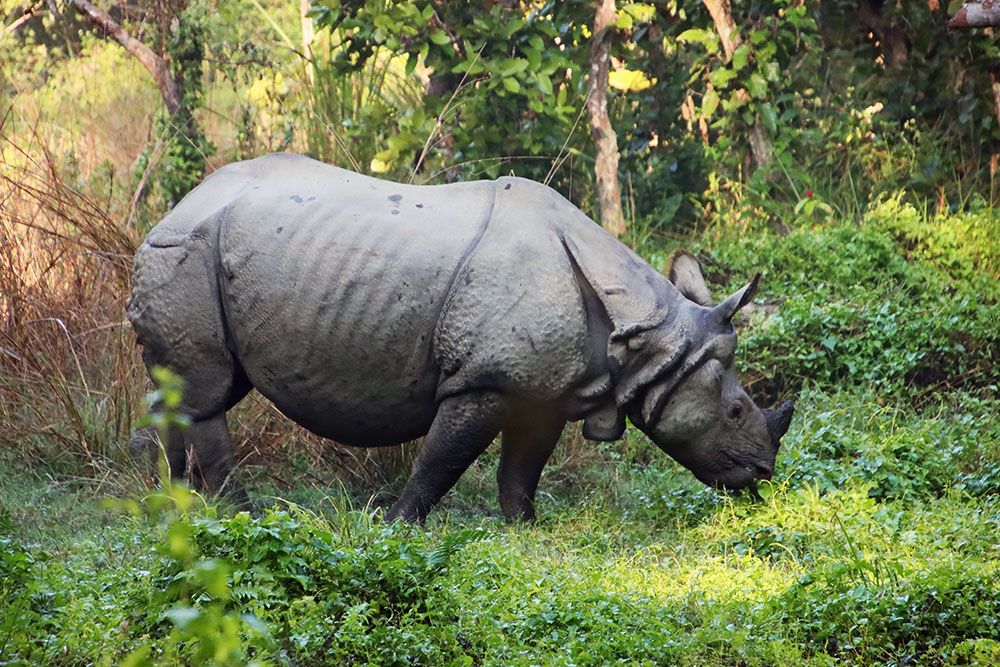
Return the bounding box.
[631,251,795,491]
[569,245,794,493]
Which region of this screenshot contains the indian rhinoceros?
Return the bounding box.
[127,153,794,522]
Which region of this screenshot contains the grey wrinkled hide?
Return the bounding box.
[127,153,794,521]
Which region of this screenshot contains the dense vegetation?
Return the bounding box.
[1,1,998,665]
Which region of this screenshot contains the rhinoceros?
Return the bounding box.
[127,153,794,522]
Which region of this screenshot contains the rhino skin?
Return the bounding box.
[127,153,794,522]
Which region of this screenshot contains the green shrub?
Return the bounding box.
[773,562,1000,662]
[692,200,999,400]
[773,389,999,500]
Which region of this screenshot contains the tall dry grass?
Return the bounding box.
[0,122,419,496]
[1,123,143,481]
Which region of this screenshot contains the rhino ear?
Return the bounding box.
[665,250,714,307]
[712,273,760,324]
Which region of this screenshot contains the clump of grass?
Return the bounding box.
[0,127,144,478]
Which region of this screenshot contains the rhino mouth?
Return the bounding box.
[694,450,774,492]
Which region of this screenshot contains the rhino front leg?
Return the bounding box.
[498,403,564,522]
[128,423,186,480]
[386,391,507,523]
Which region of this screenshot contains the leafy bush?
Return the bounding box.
[773,562,1000,661]
[694,199,1000,400]
[0,511,40,658]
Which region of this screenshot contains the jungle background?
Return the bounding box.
[1,1,998,665]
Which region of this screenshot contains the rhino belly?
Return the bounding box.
[216,160,494,445]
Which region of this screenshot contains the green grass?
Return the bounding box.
[2,387,998,665]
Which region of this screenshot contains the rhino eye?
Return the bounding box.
[727,403,743,422]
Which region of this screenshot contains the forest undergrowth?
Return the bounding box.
[2,1,1000,664]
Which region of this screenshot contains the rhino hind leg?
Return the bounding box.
[128,423,186,481]
[137,343,251,504]
[385,391,508,523]
[129,236,252,504]
[497,403,564,522]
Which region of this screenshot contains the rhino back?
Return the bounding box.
[217,154,495,444]
[433,175,673,405]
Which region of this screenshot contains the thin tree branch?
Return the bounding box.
[68,0,181,115]
[3,2,45,37]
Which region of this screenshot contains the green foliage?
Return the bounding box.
[698,199,1000,400]
[128,367,268,666]
[175,510,486,665]
[775,389,999,500]
[309,0,592,183]
[682,1,821,164]
[0,509,39,658]
[135,3,215,208]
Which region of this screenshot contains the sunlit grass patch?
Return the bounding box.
[610,550,802,606]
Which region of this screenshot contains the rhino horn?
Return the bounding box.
[711,273,760,325]
[763,398,795,450]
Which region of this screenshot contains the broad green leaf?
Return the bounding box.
[411,107,426,129]
[765,61,781,82]
[622,3,656,23]
[747,72,768,99]
[499,58,529,77]
[165,606,200,631]
[702,87,720,119]
[708,67,737,90]
[429,29,450,46]
[732,44,750,71]
[525,47,541,69]
[677,28,718,54]
[502,77,521,94]
[760,103,777,134]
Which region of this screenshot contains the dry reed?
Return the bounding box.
[0,122,417,495]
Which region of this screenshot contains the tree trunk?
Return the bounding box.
[69,0,181,115]
[703,0,739,58]
[702,0,773,168]
[949,1,1000,28]
[586,0,626,237]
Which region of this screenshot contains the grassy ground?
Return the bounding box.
[2,198,998,665]
[1,395,998,666]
